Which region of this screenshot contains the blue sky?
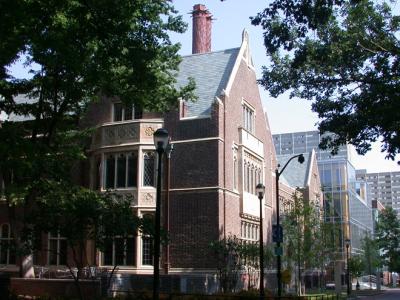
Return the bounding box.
[170,0,399,173]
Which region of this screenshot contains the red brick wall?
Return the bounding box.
[168,190,219,269]
[169,140,220,189]
[10,278,100,298]
[220,58,277,238]
[164,106,219,141]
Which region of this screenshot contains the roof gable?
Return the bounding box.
[277,151,313,188]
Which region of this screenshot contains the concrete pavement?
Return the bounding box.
[356,288,400,299]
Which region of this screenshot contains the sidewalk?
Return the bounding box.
[348,289,386,299]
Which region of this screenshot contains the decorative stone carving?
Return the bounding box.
[144,126,155,137]
[103,123,138,145]
[141,192,155,206]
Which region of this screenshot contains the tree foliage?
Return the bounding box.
[282,193,322,294]
[0,0,195,203]
[252,0,400,162]
[22,180,142,299]
[1,0,195,111]
[209,235,274,293]
[375,207,400,272]
[282,192,338,293]
[361,235,382,275]
[0,0,194,276]
[348,255,364,279]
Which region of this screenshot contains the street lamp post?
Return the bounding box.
[153,128,169,300]
[164,142,173,275]
[275,154,304,297]
[345,238,351,296]
[256,183,266,300]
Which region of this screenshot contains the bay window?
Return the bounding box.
[105,152,138,189]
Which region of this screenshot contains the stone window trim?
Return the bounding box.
[241,220,259,242]
[243,152,263,195]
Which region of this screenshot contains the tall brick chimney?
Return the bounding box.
[192,4,212,54]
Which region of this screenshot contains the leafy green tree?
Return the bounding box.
[375,207,400,272]
[252,0,400,161]
[348,255,364,288]
[0,0,195,277]
[282,192,324,295]
[24,180,147,300]
[209,235,242,293]
[361,235,382,289]
[209,235,274,293]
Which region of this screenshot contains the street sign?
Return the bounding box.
[272,224,283,243]
[274,246,283,256]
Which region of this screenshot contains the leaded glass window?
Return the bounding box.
[143,152,155,187]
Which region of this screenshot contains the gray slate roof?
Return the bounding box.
[4,48,240,121]
[175,48,240,117]
[278,151,313,188]
[6,94,35,122]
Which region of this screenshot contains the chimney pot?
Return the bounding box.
[192,4,212,54]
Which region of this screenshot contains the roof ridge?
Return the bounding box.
[181,47,240,58]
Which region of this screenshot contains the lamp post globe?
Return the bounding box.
[153,128,169,152]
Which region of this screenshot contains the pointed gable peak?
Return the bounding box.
[241,29,254,68]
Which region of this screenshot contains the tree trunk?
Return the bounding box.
[19,254,35,278]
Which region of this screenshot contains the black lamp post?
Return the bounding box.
[153,128,169,300]
[275,153,304,297]
[164,141,173,275]
[345,238,351,296]
[256,183,265,300]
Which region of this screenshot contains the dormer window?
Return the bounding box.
[113,103,142,122]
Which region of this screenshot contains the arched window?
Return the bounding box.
[0,224,15,265]
[247,163,250,192]
[233,156,238,191]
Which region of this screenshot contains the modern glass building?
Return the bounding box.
[273,131,373,256]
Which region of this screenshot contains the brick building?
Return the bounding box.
[0,4,323,294]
